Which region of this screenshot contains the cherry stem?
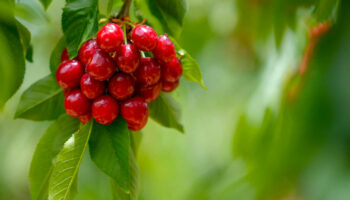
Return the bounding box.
[124,21,135,28]
[123,24,128,44]
[116,0,132,19]
[140,51,146,58]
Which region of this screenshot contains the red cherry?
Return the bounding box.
[121,97,148,125]
[114,44,140,73]
[127,117,148,131]
[61,48,69,62]
[162,79,179,92]
[92,95,119,125]
[134,57,161,85]
[79,113,92,124]
[131,25,158,51]
[56,59,84,89]
[97,23,124,53]
[108,73,135,100]
[64,88,73,96]
[78,39,99,66]
[152,34,176,63]
[80,73,106,99]
[137,81,162,103]
[87,50,116,81]
[64,90,91,118]
[162,57,183,82]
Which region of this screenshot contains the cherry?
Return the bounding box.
[92,95,119,125]
[114,44,140,73]
[134,57,161,85]
[131,25,158,51]
[61,48,69,62]
[87,50,116,81]
[152,34,176,63]
[162,79,179,92]
[64,90,91,118]
[56,59,84,89]
[78,39,99,66]
[127,117,148,131]
[162,57,183,82]
[79,113,92,124]
[97,23,124,53]
[108,73,135,100]
[80,73,106,99]
[137,81,162,103]
[121,97,148,125]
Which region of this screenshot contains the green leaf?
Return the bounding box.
[170,37,206,90]
[16,20,33,62]
[62,0,99,58]
[50,37,66,75]
[130,131,142,156]
[29,114,80,200]
[89,118,134,192]
[148,94,184,133]
[0,1,25,108]
[135,0,187,38]
[48,121,93,200]
[106,0,123,16]
[15,75,65,121]
[39,0,53,10]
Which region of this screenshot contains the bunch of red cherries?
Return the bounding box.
[56,22,183,131]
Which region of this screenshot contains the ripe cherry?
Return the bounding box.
[114,44,140,73]
[137,81,162,103]
[127,117,148,131]
[78,39,99,66]
[108,73,135,100]
[92,95,119,125]
[79,113,92,124]
[131,25,158,51]
[64,90,91,118]
[152,34,176,63]
[56,59,84,89]
[162,57,183,82]
[162,79,179,92]
[87,50,116,81]
[97,23,124,53]
[80,73,106,99]
[121,97,148,125]
[61,48,69,62]
[134,57,161,85]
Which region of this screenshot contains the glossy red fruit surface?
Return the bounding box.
[92,95,119,125]
[87,50,116,81]
[121,97,148,124]
[131,25,158,51]
[80,73,106,99]
[137,81,162,102]
[56,59,84,89]
[152,34,176,63]
[127,117,148,131]
[134,57,161,85]
[162,57,183,82]
[78,39,99,66]
[162,79,179,92]
[79,113,92,124]
[61,48,69,62]
[115,44,140,73]
[64,90,91,117]
[97,23,124,53]
[108,73,135,100]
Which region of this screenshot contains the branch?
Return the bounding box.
[116,0,132,19]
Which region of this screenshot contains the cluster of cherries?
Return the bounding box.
[56,22,183,131]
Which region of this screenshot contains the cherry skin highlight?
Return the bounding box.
[152,34,176,63]
[108,73,135,100]
[131,25,158,51]
[56,59,84,89]
[64,90,91,118]
[78,39,99,66]
[79,113,92,124]
[92,95,119,125]
[87,50,116,81]
[97,23,124,53]
[121,97,148,125]
[115,44,140,73]
[134,57,161,86]
[137,81,162,103]
[162,79,179,92]
[162,57,183,82]
[61,48,69,62]
[80,73,106,99]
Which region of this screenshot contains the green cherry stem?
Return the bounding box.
[140,51,146,58]
[123,24,128,44]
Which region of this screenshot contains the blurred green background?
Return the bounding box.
[1,0,350,199]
